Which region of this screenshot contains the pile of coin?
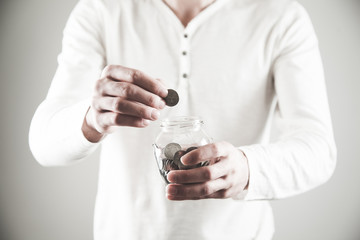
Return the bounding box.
[158,143,209,183]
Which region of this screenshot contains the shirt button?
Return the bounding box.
[182,73,188,78]
[184,33,188,38]
[182,51,187,56]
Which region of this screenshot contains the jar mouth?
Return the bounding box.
[160,116,203,129]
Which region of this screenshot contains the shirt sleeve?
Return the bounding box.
[29,0,106,166]
[237,2,337,200]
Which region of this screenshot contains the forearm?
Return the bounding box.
[29,98,99,166]
[240,129,336,200]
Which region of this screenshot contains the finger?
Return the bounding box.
[166,178,230,200]
[167,158,231,184]
[99,81,166,109]
[156,78,166,86]
[165,195,201,201]
[93,97,160,120]
[181,141,232,165]
[205,189,233,199]
[101,65,168,97]
[96,111,150,129]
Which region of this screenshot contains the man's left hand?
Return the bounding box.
[166,141,249,200]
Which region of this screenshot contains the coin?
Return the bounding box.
[164,89,179,107]
[169,161,179,170]
[162,158,179,171]
[164,143,182,159]
[162,159,171,171]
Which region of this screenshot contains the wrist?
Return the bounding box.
[81,107,105,143]
[239,149,250,190]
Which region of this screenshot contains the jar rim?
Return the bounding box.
[160,116,203,128]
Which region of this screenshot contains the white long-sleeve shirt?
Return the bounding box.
[29,0,337,239]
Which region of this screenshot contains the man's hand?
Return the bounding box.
[166,141,249,200]
[82,65,168,142]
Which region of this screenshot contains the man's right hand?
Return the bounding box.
[82,65,168,142]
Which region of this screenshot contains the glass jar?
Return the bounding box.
[153,116,212,184]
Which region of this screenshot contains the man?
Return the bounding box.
[29,0,336,239]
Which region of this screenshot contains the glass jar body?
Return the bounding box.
[153,116,212,183]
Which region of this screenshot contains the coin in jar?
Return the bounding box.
[169,161,179,170]
[164,89,179,107]
[162,159,179,171]
[162,159,171,171]
[164,143,182,159]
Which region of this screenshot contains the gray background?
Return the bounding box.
[0,0,359,239]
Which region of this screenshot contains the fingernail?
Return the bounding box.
[143,119,150,126]
[151,109,160,120]
[180,156,189,165]
[160,88,168,98]
[167,172,177,183]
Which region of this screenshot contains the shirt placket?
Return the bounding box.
[179,32,191,85]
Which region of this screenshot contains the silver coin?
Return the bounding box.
[164,89,179,107]
[164,143,182,159]
[162,158,171,171]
